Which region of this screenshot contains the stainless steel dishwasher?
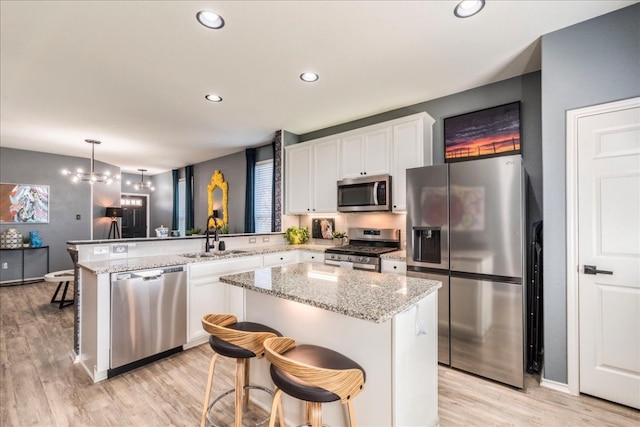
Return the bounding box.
[109,265,187,377]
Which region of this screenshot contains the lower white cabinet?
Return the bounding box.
[263,251,298,267]
[187,256,262,344]
[300,251,324,264]
[381,259,407,275]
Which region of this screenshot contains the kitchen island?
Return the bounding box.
[220,263,441,427]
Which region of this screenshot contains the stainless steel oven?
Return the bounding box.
[337,174,392,212]
[324,228,400,272]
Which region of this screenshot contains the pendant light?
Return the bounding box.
[61,139,119,184]
[128,169,155,191]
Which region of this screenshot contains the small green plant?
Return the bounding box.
[331,231,347,239]
[186,227,202,236]
[284,226,309,244]
[219,223,229,234]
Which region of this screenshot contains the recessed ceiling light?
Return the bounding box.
[300,72,319,83]
[197,10,225,29]
[205,94,222,102]
[454,0,485,18]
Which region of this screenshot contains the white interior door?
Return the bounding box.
[577,99,640,409]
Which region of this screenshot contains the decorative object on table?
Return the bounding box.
[0,228,23,248]
[155,225,169,238]
[170,230,180,237]
[331,231,348,246]
[311,218,335,239]
[61,139,120,184]
[207,170,228,229]
[22,236,30,247]
[0,183,49,223]
[29,231,42,248]
[444,101,521,162]
[127,168,155,191]
[186,227,202,236]
[284,226,309,244]
[105,207,123,239]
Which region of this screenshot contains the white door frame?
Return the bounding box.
[565,96,640,396]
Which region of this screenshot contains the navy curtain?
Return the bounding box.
[171,169,179,231]
[185,165,194,231]
[244,148,256,233]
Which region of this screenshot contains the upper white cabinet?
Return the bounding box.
[391,113,434,212]
[284,112,433,214]
[340,127,391,179]
[285,138,340,214]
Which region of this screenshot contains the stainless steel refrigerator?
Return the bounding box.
[406,154,525,388]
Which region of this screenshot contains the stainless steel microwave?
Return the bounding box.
[337,174,392,212]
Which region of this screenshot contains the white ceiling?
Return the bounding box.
[1,1,636,175]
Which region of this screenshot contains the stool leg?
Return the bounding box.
[268,388,283,427]
[201,353,219,427]
[307,402,322,427]
[346,400,357,427]
[51,282,63,304]
[235,358,245,427]
[59,281,70,309]
[243,358,251,408]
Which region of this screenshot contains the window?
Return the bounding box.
[254,159,273,233]
[178,178,186,236]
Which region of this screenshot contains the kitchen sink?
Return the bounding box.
[181,250,248,259]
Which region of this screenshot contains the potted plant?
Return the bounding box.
[332,231,347,246]
[22,236,30,248]
[284,226,309,244]
[186,227,202,236]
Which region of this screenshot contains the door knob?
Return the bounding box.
[583,265,613,275]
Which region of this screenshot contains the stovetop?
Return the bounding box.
[325,245,398,256]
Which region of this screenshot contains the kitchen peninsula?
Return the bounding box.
[220,263,440,427]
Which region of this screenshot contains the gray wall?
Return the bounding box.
[193,150,247,234]
[541,4,640,383]
[0,147,107,277]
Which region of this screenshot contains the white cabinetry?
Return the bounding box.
[187,256,262,344]
[300,251,324,264]
[340,127,391,179]
[263,251,298,267]
[391,113,434,212]
[381,259,407,275]
[285,138,340,214]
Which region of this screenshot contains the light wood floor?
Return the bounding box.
[1,282,638,426]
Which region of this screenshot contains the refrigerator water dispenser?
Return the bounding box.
[412,227,441,264]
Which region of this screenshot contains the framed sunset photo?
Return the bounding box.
[444,101,521,163]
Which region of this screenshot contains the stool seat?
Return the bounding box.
[201,314,283,427]
[264,337,366,427]
[209,322,282,359]
[270,344,366,403]
[44,270,74,309]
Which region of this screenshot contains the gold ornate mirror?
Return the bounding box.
[207,170,228,229]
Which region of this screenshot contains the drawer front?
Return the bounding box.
[301,251,323,264]
[263,251,298,267]
[189,256,263,279]
[381,259,407,275]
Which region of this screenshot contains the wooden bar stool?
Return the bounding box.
[263,337,366,427]
[44,270,74,309]
[201,314,283,427]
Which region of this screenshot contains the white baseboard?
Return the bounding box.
[540,377,572,395]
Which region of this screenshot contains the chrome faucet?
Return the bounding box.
[204,214,219,252]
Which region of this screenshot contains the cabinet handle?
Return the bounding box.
[393,265,397,269]
[280,257,283,260]
[363,171,367,175]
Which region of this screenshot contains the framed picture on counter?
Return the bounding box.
[311,218,334,239]
[444,101,521,163]
[0,183,50,223]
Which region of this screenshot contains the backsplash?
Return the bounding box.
[289,212,407,248]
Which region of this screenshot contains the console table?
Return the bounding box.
[0,246,49,285]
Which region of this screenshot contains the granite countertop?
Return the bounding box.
[78,244,327,274]
[380,250,406,261]
[220,263,441,323]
